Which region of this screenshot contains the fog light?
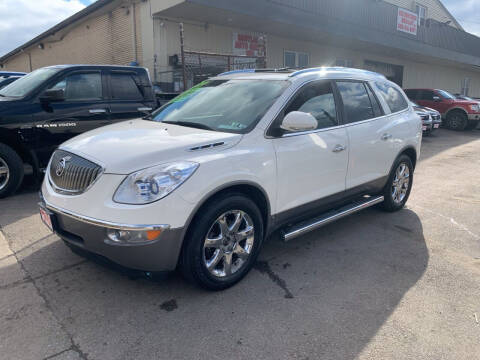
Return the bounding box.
[106,228,163,244]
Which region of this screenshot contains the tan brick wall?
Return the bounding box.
[2,5,139,72]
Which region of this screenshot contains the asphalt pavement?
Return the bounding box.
[1,128,479,360]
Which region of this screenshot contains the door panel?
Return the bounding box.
[33,71,110,165]
[108,72,151,122]
[273,129,349,214]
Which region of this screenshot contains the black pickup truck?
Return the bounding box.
[0,64,156,198]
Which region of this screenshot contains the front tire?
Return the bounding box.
[380,155,413,212]
[180,193,264,290]
[0,143,24,199]
[445,110,468,131]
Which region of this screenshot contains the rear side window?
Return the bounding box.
[284,80,338,130]
[51,72,102,101]
[110,73,143,100]
[375,82,408,113]
[336,81,375,123]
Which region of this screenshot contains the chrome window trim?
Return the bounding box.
[41,198,170,231]
[264,76,410,139]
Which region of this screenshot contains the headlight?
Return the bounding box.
[470,104,480,112]
[113,161,199,204]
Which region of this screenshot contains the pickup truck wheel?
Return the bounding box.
[465,120,479,130]
[380,155,413,212]
[445,111,468,131]
[0,144,24,199]
[180,194,264,290]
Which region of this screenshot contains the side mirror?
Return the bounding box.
[280,111,318,132]
[433,96,441,102]
[40,89,65,103]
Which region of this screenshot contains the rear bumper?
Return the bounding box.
[42,200,184,272]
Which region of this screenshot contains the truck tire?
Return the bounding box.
[0,143,24,199]
[380,154,414,212]
[180,193,264,290]
[465,120,479,130]
[445,110,468,131]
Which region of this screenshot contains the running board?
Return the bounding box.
[281,195,384,242]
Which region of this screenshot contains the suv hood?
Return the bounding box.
[60,119,242,174]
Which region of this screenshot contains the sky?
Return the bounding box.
[0,0,479,57]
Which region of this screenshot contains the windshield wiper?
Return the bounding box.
[162,121,214,131]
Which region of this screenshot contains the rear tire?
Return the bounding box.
[445,110,468,131]
[0,143,24,199]
[180,193,264,290]
[380,155,413,212]
[465,120,479,130]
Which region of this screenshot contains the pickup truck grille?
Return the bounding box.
[49,150,102,195]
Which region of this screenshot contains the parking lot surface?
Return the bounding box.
[1,129,479,360]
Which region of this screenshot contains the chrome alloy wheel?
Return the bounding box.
[0,157,10,191]
[391,163,410,205]
[203,210,255,278]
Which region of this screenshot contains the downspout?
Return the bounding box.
[131,2,138,63]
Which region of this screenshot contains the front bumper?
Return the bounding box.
[41,199,184,272]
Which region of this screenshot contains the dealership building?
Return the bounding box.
[2,0,480,96]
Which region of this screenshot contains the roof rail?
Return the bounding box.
[289,67,386,78]
[218,68,293,76]
[218,69,255,76]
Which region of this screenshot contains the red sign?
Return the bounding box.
[397,8,418,36]
[233,33,266,57]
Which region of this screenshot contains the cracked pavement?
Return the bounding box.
[1,128,480,360]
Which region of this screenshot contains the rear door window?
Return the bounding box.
[404,89,418,100]
[418,90,435,101]
[336,81,375,123]
[110,73,143,100]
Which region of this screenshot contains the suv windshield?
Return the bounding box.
[152,79,288,133]
[436,89,455,100]
[0,68,60,98]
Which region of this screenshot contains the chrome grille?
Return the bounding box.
[49,150,102,195]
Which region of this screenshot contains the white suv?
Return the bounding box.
[40,67,422,290]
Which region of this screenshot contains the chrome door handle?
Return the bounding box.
[89,109,107,114]
[381,133,392,141]
[332,145,346,153]
[138,107,152,112]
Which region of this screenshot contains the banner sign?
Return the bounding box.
[233,33,266,57]
[397,8,418,35]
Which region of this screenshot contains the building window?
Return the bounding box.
[284,51,310,68]
[335,59,354,68]
[415,3,427,26]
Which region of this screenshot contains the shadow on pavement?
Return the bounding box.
[0,200,429,359]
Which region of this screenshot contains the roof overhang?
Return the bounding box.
[155,0,480,70]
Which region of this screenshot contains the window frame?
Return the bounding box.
[283,50,310,69]
[415,3,427,26]
[266,79,343,138]
[47,70,106,103]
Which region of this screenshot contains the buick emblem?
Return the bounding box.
[56,156,71,177]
